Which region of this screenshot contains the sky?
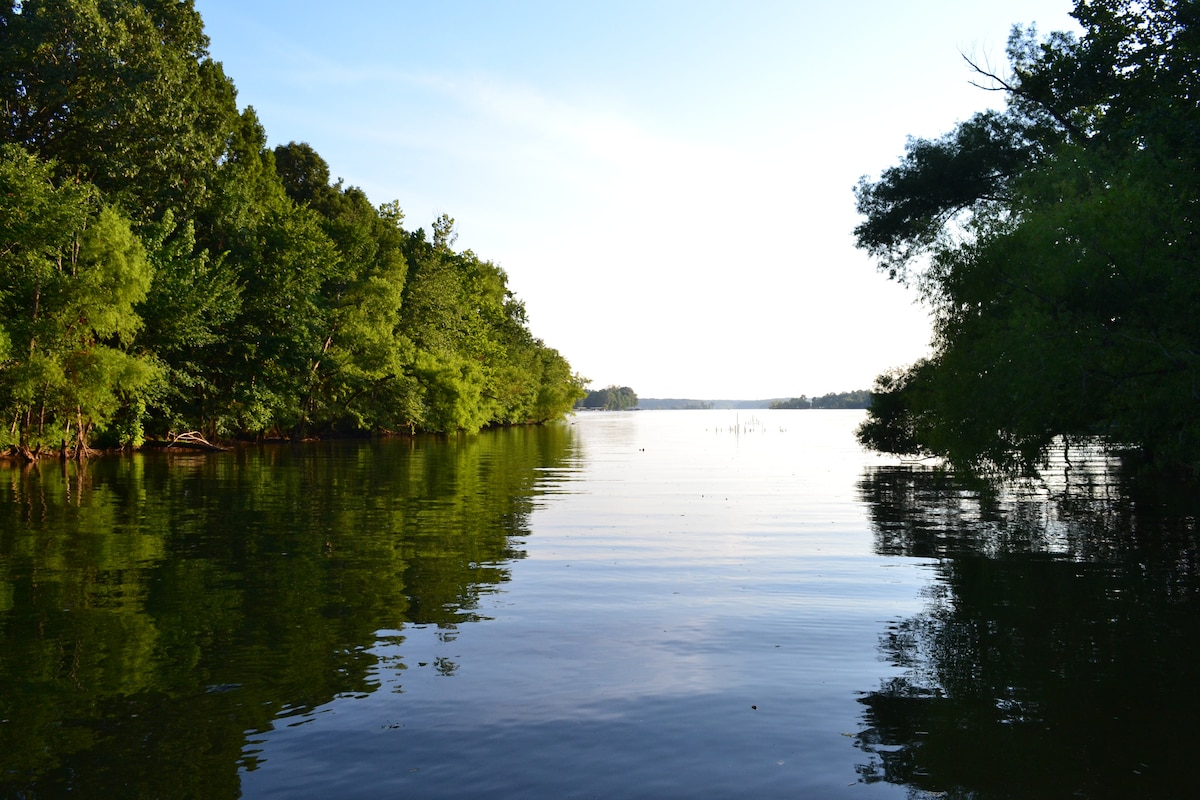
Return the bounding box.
[193,0,1079,399]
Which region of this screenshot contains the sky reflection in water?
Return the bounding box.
[239,410,928,799]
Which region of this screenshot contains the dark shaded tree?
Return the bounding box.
[855,0,1200,478]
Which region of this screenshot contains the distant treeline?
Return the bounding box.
[636,398,714,410]
[770,391,870,409]
[638,398,767,410]
[631,392,871,410]
[0,2,586,461]
[577,386,639,411]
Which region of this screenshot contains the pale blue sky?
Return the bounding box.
[195,0,1077,399]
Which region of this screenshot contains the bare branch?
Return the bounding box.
[961,53,1086,143]
[962,53,1017,93]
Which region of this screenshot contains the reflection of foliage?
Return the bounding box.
[854,464,1200,799]
[0,424,576,797]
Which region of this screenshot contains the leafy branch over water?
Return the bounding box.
[854,0,1200,480]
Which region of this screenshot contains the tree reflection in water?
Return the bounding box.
[0,425,577,798]
[854,456,1200,799]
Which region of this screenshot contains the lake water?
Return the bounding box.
[2,409,1198,798]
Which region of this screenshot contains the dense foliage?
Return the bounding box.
[0,1,584,459]
[854,0,1200,478]
[578,385,639,411]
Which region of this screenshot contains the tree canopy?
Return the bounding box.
[854,0,1200,479]
[0,1,585,459]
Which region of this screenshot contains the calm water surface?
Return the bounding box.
[1,410,1198,798]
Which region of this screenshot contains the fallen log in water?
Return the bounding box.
[145,431,230,452]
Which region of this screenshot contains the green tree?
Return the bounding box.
[532,345,587,421]
[0,2,585,446]
[134,211,241,435]
[393,216,587,432]
[272,144,424,433]
[274,141,337,208]
[854,0,1200,478]
[0,145,158,458]
[179,110,343,438]
[398,220,500,432]
[0,0,239,221]
[308,191,413,433]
